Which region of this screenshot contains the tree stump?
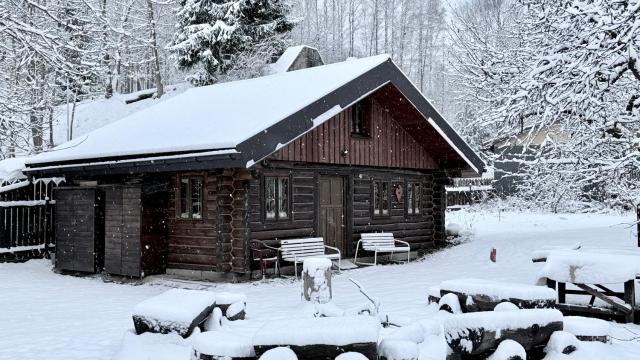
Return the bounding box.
[302,258,332,304]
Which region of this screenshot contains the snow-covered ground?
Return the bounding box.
[0,209,639,359]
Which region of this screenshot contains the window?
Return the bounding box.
[373,180,390,216]
[178,176,204,219]
[407,182,422,215]
[264,176,290,221]
[351,100,370,137]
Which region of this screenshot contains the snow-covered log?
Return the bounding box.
[132,289,216,338]
[563,316,610,343]
[439,279,556,313]
[190,329,255,360]
[253,316,380,360]
[444,309,563,358]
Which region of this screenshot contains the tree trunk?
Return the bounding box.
[146,0,163,98]
[302,258,332,304]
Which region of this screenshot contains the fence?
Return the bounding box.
[446,177,495,208]
[0,179,63,261]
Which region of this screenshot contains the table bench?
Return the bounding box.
[534,249,640,324]
[279,237,341,277]
[354,232,410,266]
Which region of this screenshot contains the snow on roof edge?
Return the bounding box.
[388,59,485,174]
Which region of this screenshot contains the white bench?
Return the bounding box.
[354,233,410,266]
[279,238,341,277]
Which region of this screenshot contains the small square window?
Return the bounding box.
[178,176,204,219]
[351,100,370,137]
[264,176,290,221]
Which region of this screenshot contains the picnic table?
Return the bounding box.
[533,248,640,324]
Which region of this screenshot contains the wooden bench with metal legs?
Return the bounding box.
[354,232,410,266]
[279,237,341,278]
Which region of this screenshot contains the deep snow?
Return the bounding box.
[0,209,639,359]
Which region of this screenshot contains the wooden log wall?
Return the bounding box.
[217,169,251,273]
[166,171,219,271]
[249,169,316,247]
[275,98,438,170]
[249,164,448,256]
[166,170,251,273]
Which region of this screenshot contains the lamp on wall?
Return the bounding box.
[340,148,349,157]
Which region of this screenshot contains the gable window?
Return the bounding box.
[351,99,370,137]
[178,176,204,219]
[264,176,290,221]
[407,182,422,215]
[373,180,390,217]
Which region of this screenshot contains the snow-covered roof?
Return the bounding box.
[269,45,322,73]
[27,55,389,167]
[0,157,26,185]
[26,54,485,175]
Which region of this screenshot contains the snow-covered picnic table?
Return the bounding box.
[533,248,640,323]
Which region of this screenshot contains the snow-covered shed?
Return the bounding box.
[25,50,484,279]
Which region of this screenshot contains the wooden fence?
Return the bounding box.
[446,177,495,208]
[0,179,63,261]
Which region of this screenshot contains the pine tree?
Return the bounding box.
[170,0,296,85]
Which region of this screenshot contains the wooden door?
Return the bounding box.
[319,177,345,253]
[55,188,104,273]
[104,186,142,277]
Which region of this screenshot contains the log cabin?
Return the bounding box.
[24,46,484,280]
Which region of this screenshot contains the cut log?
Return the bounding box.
[132,289,216,338]
[302,258,332,304]
[444,309,563,358]
[190,330,255,360]
[440,279,556,313]
[253,316,380,360]
[563,316,610,343]
[255,344,376,360]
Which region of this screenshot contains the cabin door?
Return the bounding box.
[318,176,345,254]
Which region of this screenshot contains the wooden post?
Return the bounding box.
[302,258,332,304]
[558,282,566,304]
[636,204,639,248]
[624,280,636,324]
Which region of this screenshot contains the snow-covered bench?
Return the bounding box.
[132,289,216,338]
[279,237,341,276]
[354,233,410,266]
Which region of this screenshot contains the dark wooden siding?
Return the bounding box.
[249,170,316,247]
[274,98,437,170]
[249,165,446,255]
[166,171,219,271]
[104,186,142,277]
[55,188,104,273]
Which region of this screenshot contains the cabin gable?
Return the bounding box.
[272,90,439,170]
